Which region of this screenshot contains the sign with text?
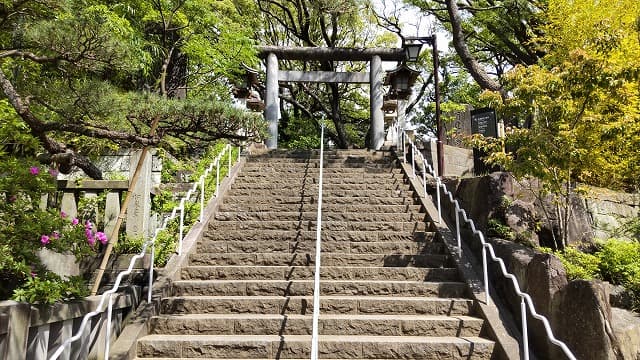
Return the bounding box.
[470,108,498,175]
[471,108,498,138]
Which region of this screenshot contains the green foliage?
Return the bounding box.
[597,239,640,310]
[141,142,238,267]
[542,239,640,310]
[12,274,89,305]
[541,246,601,280]
[614,217,640,241]
[486,218,514,240]
[0,157,105,302]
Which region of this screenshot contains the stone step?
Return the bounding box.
[188,253,449,268]
[233,176,406,184]
[245,155,390,161]
[247,149,391,159]
[196,239,444,255]
[137,334,494,359]
[169,280,467,298]
[201,230,435,243]
[161,295,474,316]
[207,220,426,232]
[230,182,411,191]
[225,188,413,198]
[243,162,395,170]
[180,266,459,282]
[221,195,416,205]
[214,211,425,222]
[148,313,484,337]
[240,167,403,174]
[217,203,422,214]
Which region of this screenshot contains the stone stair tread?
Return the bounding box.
[188,253,448,267]
[180,265,458,281]
[171,280,466,287]
[152,313,481,321]
[138,334,494,343]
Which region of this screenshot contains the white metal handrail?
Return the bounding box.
[401,133,576,360]
[310,124,325,360]
[49,144,238,360]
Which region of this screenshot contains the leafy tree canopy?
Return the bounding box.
[0,0,265,178]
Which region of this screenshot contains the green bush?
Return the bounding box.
[597,239,640,309]
[541,246,600,280]
[542,239,640,310]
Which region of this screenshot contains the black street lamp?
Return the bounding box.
[403,35,444,176]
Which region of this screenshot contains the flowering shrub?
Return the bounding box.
[0,157,106,303]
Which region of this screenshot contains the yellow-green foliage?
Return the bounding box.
[540,246,600,280]
[482,0,640,191]
[543,239,640,310]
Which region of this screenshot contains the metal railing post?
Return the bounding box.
[104,293,113,360]
[215,159,220,197]
[178,199,185,255]
[482,244,490,305]
[148,240,155,303]
[522,297,530,360]
[199,175,205,222]
[455,204,461,256]
[411,145,416,179]
[311,123,325,360]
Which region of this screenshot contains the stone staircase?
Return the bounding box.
[134,149,495,359]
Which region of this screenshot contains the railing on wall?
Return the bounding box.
[0,290,139,360]
[47,144,240,360]
[400,133,577,360]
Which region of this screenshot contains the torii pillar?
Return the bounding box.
[265,53,279,149]
[370,55,384,150]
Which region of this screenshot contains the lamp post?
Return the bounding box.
[403,36,443,177]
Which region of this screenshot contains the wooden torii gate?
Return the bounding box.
[257,46,407,150]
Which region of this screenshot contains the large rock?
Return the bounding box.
[552,280,620,360]
[450,172,595,247]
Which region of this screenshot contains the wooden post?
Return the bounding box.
[90,119,159,296]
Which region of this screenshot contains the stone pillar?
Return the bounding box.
[397,99,407,150]
[103,191,121,240]
[265,53,279,149]
[370,55,384,150]
[126,150,151,240]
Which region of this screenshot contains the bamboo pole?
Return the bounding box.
[90,119,160,296]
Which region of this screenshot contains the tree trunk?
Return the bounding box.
[445,0,503,92]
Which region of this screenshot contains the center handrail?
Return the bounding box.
[401,134,576,360]
[310,123,325,360]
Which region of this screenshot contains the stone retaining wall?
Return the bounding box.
[0,287,140,360]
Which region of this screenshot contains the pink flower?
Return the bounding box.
[85,220,92,230]
[95,232,108,245]
[71,218,79,225]
[51,231,60,240]
[29,166,39,175]
[31,272,37,278]
[8,195,17,203]
[48,168,59,177]
[40,235,50,245]
[60,211,68,218]
[85,229,95,246]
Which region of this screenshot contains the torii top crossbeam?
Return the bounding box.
[257,46,406,62]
